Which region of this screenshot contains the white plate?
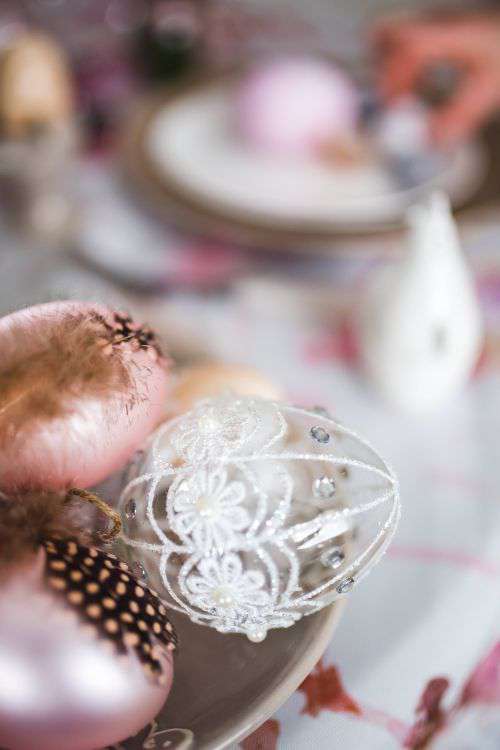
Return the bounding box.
[145,81,486,233]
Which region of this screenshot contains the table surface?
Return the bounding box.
[2,158,500,750]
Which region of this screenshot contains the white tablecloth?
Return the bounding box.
[2,160,500,750]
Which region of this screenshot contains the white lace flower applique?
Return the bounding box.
[169,395,287,463]
[184,554,271,638]
[168,467,250,555]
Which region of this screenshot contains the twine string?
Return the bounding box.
[67,488,122,542]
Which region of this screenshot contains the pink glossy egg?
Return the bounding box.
[0,301,169,491]
[0,548,175,750]
[235,57,359,157]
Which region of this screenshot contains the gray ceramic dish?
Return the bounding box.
[114,602,344,750]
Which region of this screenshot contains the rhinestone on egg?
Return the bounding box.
[124,499,137,520]
[336,577,355,594]
[321,547,345,569]
[313,475,336,500]
[132,562,148,581]
[310,426,330,444]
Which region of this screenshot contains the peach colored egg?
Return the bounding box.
[235,57,359,157]
[170,362,283,413]
[0,32,73,138]
[0,301,169,491]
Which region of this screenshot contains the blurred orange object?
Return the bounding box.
[170,362,283,413]
[0,32,73,138]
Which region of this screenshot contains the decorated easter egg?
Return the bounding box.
[120,395,400,642]
[171,362,283,413]
[235,57,359,157]
[0,493,177,750]
[0,301,169,491]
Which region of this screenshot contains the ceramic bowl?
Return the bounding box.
[116,602,344,749]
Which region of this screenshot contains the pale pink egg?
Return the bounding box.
[0,546,175,750]
[0,301,169,491]
[235,57,359,157]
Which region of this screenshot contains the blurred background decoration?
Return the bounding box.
[2,0,500,748]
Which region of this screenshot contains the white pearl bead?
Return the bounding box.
[197,412,220,435]
[247,628,267,643]
[195,495,220,519]
[211,587,234,608]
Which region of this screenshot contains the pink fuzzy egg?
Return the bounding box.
[0,301,169,492]
[235,57,359,157]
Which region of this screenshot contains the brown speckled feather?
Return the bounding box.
[44,538,177,682]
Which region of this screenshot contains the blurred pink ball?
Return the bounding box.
[235,57,359,157]
[0,301,169,492]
